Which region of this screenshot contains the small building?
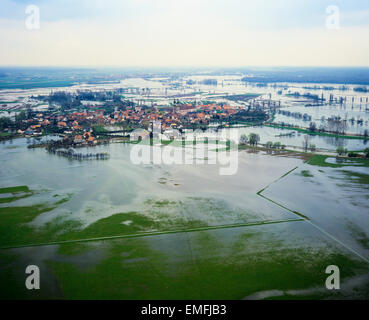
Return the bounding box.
[57,121,67,127]
[74,135,83,144]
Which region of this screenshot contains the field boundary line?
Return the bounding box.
[0,218,303,250]
[257,163,369,264]
[256,165,309,220]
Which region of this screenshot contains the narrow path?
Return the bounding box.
[0,218,303,250]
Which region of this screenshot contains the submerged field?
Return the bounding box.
[0,138,368,299]
[1,221,368,300]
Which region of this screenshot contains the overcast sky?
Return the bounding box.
[0,0,368,67]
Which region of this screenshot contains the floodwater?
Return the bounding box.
[223,126,368,151]
[0,138,302,229]
[1,218,368,299]
[1,136,369,299]
[274,104,369,135]
[184,125,368,151]
[264,161,369,259]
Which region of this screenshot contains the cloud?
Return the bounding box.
[0,0,368,66]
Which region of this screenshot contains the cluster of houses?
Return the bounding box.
[15,102,239,144]
[111,103,238,130]
[16,110,104,145]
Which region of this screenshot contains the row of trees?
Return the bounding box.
[265,141,286,149]
[278,110,312,121]
[239,133,260,146]
[240,133,316,151]
[307,120,348,135]
[240,133,369,155]
[336,147,369,158]
[239,133,285,149]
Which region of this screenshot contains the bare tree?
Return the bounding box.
[302,135,310,152]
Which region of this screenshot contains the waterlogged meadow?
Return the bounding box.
[0,139,302,247]
[0,136,369,299]
[1,221,368,300]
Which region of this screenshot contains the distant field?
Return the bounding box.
[0,67,120,89]
[240,67,369,85]
[0,80,76,89]
[222,93,261,102]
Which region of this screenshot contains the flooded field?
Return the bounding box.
[1,220,368,300]
[0,138,303,246]
[0,137,368,299]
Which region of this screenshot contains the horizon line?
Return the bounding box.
[1,65,369,69]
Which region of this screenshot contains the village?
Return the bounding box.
[2,97,266,148]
